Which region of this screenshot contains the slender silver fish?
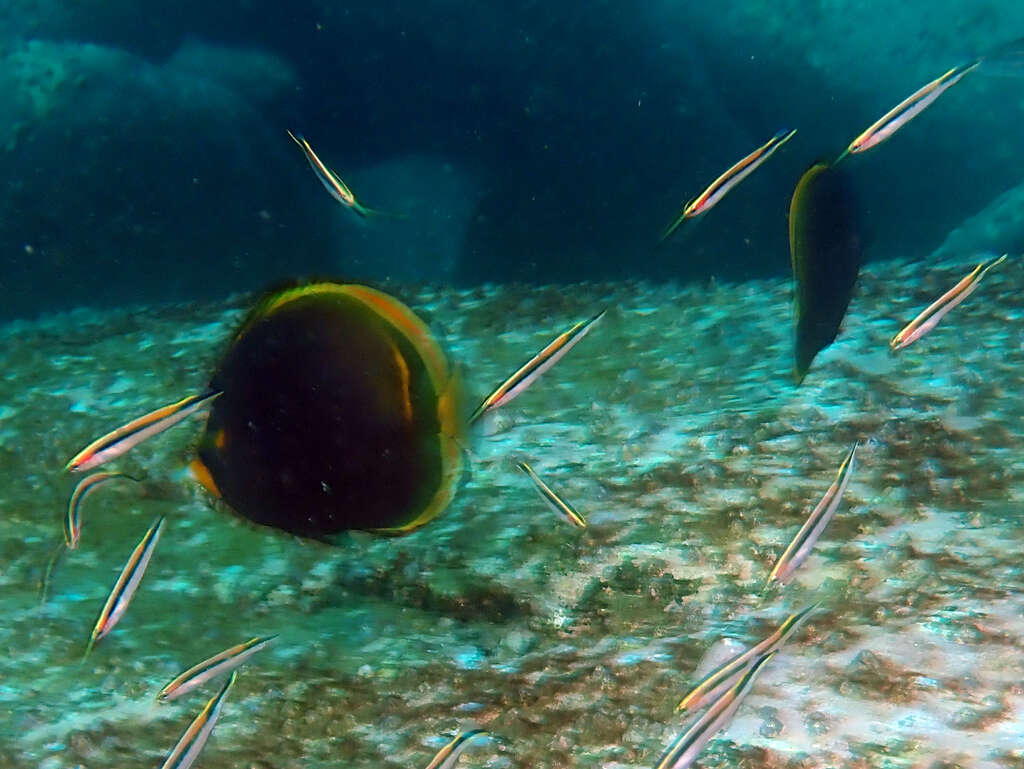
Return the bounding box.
[160,671,236,769]
[84,516,165,659]
[676,603,817,713]
[64,471,137,550]
[66,391,220,473]
[656,652,774,769]
[469,311,605,424]
[662,128,797,241]
[158,636,277,702]
[287,130,403,218]
[890,254,1007,350]
[423,729,489,769]
[765,444,857,590]
[517,461,587,528]
[838,62,979,160]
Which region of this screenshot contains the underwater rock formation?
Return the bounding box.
[931,178,1024,260]
[0,38,328,319]
[4,256,1023,767]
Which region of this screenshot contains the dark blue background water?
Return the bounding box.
[0,1,1021,319]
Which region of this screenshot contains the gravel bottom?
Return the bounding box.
[1,253,1022,769]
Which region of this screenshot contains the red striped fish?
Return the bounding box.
[423,730,489,769]
[469,311,605,424]
[158,636,276,702]
[890,254,1007,350]
[65,471,137,550]
[84,517,165,659]
[66,391,220,473]
[159,671,236,769]
[838,62,978,160]
[765,444,857,590]
[662,128,796,242]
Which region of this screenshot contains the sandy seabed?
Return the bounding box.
[1,254,1022,769]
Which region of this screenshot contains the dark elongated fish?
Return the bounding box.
[789,161,861,384]
[469,311,605,424]
[66,391,220,473]
[837,62,978,160]
[159,671,236,769]
[890,254,1007,350]
[661,128,797,241]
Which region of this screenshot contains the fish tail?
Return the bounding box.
[39,542,67,605]
[658,213,693,245]
[759,575,780,603]
[358,203,408,220]
[81,634,97,664]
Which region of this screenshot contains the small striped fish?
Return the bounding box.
[838,61,979,160]
[84,516,164,659]
[64,471,137,550]
[469,311,605,424]
[158,636,276,702]
[159,671,236,769]
[890,254,1007,350]
[765,444,857,590]
[66,391,220,473]
[656,652,774,769]
[662,128,796,241]
[517,461,587,528]
[287,130,402,218]
[676,603,817,713]
[423,730,489,769]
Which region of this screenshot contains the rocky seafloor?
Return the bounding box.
[1,254,1022,769]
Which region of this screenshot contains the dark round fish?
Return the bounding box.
[190,282,464,541]
[789,161,861,385]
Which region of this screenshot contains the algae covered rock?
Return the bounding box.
[932,179,1024,260]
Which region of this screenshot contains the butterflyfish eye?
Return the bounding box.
[191,282,464,542]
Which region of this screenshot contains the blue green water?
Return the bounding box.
[1,1,1023,317]
[1,2,1024,768]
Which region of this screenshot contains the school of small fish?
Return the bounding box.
[38,34,1024,769]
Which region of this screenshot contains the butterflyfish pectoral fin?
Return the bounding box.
[188,457,221,498]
